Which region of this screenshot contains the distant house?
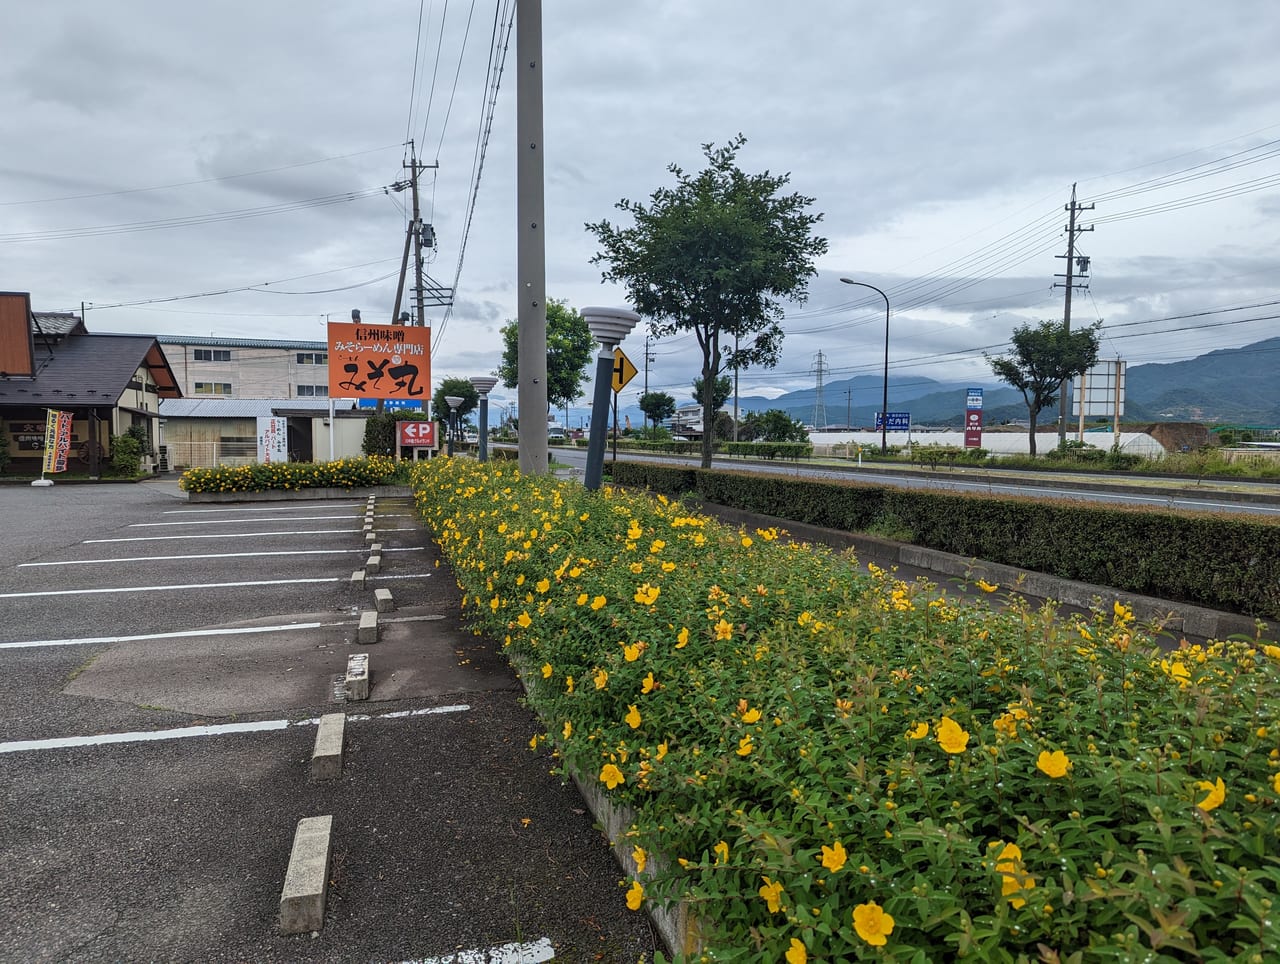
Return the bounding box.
[157,335,330,400]
[0,293,181,475]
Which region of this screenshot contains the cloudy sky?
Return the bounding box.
[4,1,1278,420]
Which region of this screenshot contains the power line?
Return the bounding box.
[433,0,481,159]
[403,0,428,145]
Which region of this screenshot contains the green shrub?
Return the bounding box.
[721,441,812,461]
[178,455,401,493]
[612,463,1280,618]
[108,434,142,477]
[413,458,1280,961]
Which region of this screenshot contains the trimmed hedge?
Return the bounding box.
[611,462,1280,619]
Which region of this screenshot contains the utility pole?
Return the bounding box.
[516,0,548,474]
[385,141,438,414]
[642,334,656,430]
[1055,182,1093,443]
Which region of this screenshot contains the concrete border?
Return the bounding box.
[278,815,333,934]
[374,588,394,613]
[187,485,411,504]
[358,611,379,644]
[345,653,369,700]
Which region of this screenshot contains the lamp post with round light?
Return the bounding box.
[469,376,498,462]
[581,306,640,490]
[839,277,891,455]
[444,395,464,457]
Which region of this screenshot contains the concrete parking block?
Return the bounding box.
[366,554,382,574]
[363,523,373,533]
[369,542,382,555]
[350,570,365,589]
[365,532,376,542]
[358,610,379,644]
[374,588,394,613]
[310,713,345,780]
[278,815,333,934]
[345,653,369,700]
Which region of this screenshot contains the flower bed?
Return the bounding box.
[412,458,1280,962]
[178,456,402,493]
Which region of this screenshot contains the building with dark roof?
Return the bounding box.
[1,292,180,476]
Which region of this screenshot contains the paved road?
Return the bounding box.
[548,446,1280,516]
[0,480,657,963]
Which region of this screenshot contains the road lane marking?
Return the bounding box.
[0,573,435,600]
[0,704,471,754]
[84,528,417,543]
[163,504,364,514]
[0,613,444,650]
[400,938,555,964]
[129,516,356,527]
[19,548,424,568]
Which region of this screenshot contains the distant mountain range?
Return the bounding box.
[719,336,1280,429]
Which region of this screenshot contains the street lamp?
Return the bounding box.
[469,376,498,462]
[444,395,464,457]
[840,277,891,455]
[581,306,640,490]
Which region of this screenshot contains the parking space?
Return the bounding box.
[0,481,657,962]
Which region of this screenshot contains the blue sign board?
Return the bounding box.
[357,397,424,411]
[966,388,983,410]
[875,412,911,431]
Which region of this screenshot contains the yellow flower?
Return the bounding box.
[820,839,847,873]
[576,592,588,606]
[1196,776,1226,812]
[736,735,754,757]
[1036,750,1071,779]
[758,876,784,913]
[1272,772,1280,794]
[676,627,690,648]
[994,842,1035,908]
[625,704,642,729]
[535,578,550,594]
[741,707,762,724]
[741,535,753,548]
[625,879,644,911]
[976,579,998,593]
[648,539,665,554]
[540,662,552,679]
[516,612,532,629]
[936,716,970,754]
[632,845,647,873]
[599,763,625,790]
[656,740,668,761]
[907,722,928,740]
[633,583,660,605]
[594,668,609,690]
[1113,600,1134,623]
[641,672,657,694]
[565,675,574,694]
[1262,644,1280,660]
[785,938,807,964]
[590,595,607,610]
[623,642,643,662]
[562,720,572,739]
[1161,659,1191,687]
[713,840,729,864]
[852,901,895,946]
[714,619,733,640]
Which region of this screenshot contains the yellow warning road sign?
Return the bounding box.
[611,348,638,393]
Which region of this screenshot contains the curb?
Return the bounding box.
[185,485,412,503]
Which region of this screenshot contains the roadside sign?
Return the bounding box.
[612,348,638,393]
[966,388,984,410]
[875,412,910,431]
[397,420,436,447]
[327,322,431,402]
[358,397,423,411]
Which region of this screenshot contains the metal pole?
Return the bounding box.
[839,278,890,454]
[583,348,615,490]
[478,395,489,462]
[516,0,548,474]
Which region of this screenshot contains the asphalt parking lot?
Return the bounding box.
[0,479,658,963]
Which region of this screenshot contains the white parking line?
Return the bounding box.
[0,704,471,755]
[85,528,417,543]
[163,504,364,514]
[0,573,435,600]
[19,548,424,568]
[129,516,355,527]
[400,938,555,964]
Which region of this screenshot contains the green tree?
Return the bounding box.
[987,320,1101,455]
[587,136,827,468]
[691,374,732,413]
[496,299,595,412]
[638,391,677,430]
[741,408,808,443]
[362,410,431,456]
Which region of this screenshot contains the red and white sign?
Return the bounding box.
[964,409,984,448]
[397,420,436,447]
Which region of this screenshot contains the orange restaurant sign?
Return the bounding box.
[326,322,431,402]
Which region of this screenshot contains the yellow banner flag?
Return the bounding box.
[42,410,73,473]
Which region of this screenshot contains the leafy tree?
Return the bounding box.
[587,135,827,467]
[987,320,1101,455]
[691,374,732,413]
[496,299,595,412]
[639,391,676,430]
[741,408,808,443]
[362,410,430,456]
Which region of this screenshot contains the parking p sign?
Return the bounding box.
[397,420,436,447]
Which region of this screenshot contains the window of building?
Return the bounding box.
[295,384,328,397]
[296,352,328,365]
[193,382,232,395]
[193,349,232,362]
